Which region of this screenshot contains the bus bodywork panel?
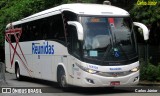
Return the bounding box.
[5,40,69,82]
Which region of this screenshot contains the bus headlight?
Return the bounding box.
[131,67,139,72]
[76,64,98,74]
[87,69,97,74]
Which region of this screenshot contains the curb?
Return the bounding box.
[138,81,160,86]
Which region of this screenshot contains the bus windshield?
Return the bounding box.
[80,16,138,66]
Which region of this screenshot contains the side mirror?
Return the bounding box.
[67,21,84,40]
[133,22,149,40]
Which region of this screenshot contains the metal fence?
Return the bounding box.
[138,44,160,65]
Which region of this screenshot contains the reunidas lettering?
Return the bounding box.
[32,42,54,54]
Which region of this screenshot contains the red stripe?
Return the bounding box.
[5,28,32,77]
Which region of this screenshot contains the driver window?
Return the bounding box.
[67,26,80,58]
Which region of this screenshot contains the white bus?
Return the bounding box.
[5,3,149,88]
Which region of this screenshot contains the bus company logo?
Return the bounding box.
[137,0,158,6]
[110,68,122,70]
[88,65,98,70]
[32,42,54,54]
[111,73,118,77]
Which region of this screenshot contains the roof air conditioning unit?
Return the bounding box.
[103,0,111,5]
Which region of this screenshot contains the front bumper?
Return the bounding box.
[78,70,139,87]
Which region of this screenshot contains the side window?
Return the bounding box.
[42,14,65,44]
[32,21,38,40]
[47,16,55,39]
[20,24,26,41]
[54,15,65,43]
[32,20,42,40]
[41,18,48,39]
[28,22,34,41]
[7,34,15,43]
[13,14,65,43]
[10,35,16,43]
[21,19,43,41]
[20,22,33,41]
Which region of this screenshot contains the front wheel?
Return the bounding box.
[58,68,69,90]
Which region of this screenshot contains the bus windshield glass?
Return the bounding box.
[80,16,138,65]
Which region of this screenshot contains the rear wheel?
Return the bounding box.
[15,65,22,80]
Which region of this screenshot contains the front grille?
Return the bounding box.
[96,71,132,77]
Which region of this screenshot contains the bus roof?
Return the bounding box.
[6,3,129,28]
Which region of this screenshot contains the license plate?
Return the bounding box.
[110,81,120,86]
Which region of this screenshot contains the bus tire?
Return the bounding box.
[15,64,23,81]
[57,67,68,90]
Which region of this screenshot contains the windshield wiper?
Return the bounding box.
[116,43,129,61]
[99,43,112,65]
[99,21,114,65]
